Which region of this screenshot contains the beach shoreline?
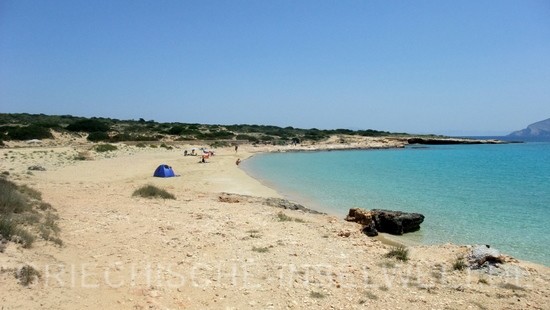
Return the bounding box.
[1,140,548,309]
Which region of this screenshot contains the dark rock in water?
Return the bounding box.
[407,138,501,145]
[345,208,379,236]
[362,224,378,237]
[345,208,424,236]
[345,208,373,225]
[371,209,425,235]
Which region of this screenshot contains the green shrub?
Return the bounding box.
[385,246,409,262]
[276,211,305,223]
[210,141,230,148]
[1,125,53,140]
[66,119,110,133]
[235,134,259,143]
[132,185,175,200]
[18,184,42,200]
[12,227,35,248]
[309,291,326,298]
[0,217,16,240]
[87,131,110,142]
[94,144,118,152]
[252,246,269,253]
[135,143,147,148]
[452,258,467,271]
[15,265,41,286]
[0,179,61,248]
[0,179,30,214]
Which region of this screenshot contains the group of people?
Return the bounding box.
[183,146,241,165]
[183,148,215,163]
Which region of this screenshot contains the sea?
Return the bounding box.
[242,141,550,266]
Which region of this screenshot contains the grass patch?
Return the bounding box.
[0,179,30,214]
[15,265,41,286]
[452,257,467,271]
[385,246,409,262]
[74,151,92,160]
[0,178,61,248]
[252,246,269,253]
[500,283,525,291]
[132,185,176,199]
[478,277,489,285]
[94,144,118,152]
[377,260,396,268]
[309,291,326,299]
[18,185,42,200]
[246,230,262,238]
[364,291,379,300]
[276,211,305,223]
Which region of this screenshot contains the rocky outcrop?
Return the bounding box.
[27,165,46,171]
[345,208,424,236]
[407,138,503,145]
[218,193,325,214]
[345,208,378,236]
[371,209,425,235]
[468,245,505,269]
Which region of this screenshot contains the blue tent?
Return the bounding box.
[153,164,176,178]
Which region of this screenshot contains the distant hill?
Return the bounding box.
[508,118,550,141]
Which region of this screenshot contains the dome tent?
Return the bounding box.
[153,164,176,178]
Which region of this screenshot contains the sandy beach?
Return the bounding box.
[1,140,549,309]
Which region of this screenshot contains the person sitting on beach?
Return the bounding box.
[184,150,188,156]
[236,158,241,165]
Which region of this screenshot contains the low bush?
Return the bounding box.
[276,211,305,223]
[0,179,30,214]
[132,185,175,200]
[385,246,409,262]
[66,119,110,133]
[15,265,41,286]
[252,246,269,253]
[87,131,110,142]
[94,144,118,152]
[0,179,61,248]
[1,125,53,140]
[452,257,467,271]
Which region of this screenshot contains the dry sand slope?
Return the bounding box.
[0,144,549,310]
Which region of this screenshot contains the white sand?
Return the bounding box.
[0,142,548,309]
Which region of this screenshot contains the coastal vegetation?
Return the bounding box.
[0,113,436,145]
[14,264,41,286]
[132,185,176,200]
[384,246,409,262]
[0,177,62,249]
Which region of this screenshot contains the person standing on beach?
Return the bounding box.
[235,145,238,153]
[236,158,241,165]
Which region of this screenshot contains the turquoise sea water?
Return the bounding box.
[242,143,550,266]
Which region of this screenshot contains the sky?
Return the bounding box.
[1,1,549,135]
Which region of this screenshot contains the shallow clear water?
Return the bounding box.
[243,143,550,266]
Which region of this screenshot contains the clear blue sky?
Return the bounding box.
[1,0,549,135]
